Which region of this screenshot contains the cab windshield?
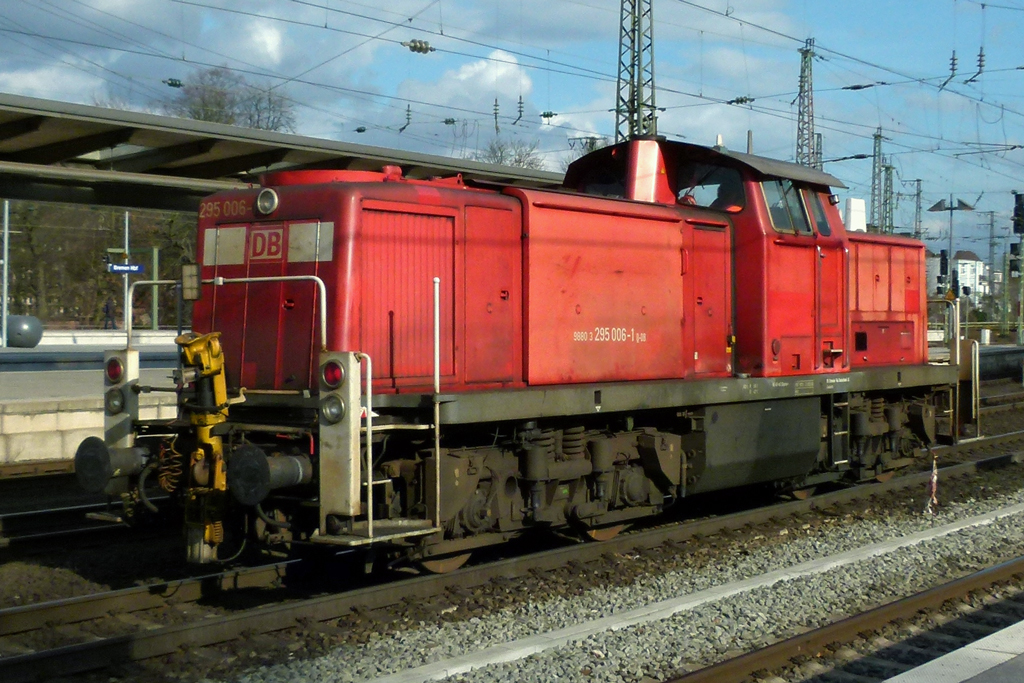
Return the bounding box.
[676,162,745,212]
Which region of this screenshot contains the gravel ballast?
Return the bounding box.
[218,478,1024,683]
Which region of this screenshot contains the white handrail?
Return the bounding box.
[125,279,177,348]
[432,277,441,530]
[124,274,329,350]
[204,275,329,350]
[358,353,373,537]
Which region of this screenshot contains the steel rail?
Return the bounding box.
[980,400,1024,415]
[2,446,1022,682]
[0,493,172,550]
[0,561,295,638]
[663,554,1024,683]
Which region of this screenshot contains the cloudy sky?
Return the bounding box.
[2,0,1024,255]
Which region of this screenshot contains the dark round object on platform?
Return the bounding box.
[75,436,112,493]
[228,444,272,506]
[6,315,43,348]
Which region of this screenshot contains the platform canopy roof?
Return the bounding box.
[0,93,563,212]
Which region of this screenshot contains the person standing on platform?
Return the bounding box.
[103,297,117,329]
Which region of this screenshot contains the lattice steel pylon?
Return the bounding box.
[881,162,894,234]
[795,38,819,168]
[913,179,923,240]
[615,0,657,143]
[869,127,883,230]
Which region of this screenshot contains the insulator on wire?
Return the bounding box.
[401,39,435,54]
[940,50,958,90]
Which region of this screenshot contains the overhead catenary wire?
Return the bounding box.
[1,0,1022,200]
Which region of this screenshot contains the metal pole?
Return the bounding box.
[913,180,922,240]
[1,200,8,348]
[986,212,996,311]
[947,194,954,287]
[1018,264,1024,345]
[123,211,130,334]
[151,246,159,330]
[1004,252,1011,336]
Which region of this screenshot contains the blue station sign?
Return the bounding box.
[108,263,145,274]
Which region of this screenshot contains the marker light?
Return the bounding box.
[320,395,346,424]
[321,360,344,389]
[105,357,124,384]
[105,387,125,415]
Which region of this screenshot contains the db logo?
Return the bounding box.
[249,228,284,261]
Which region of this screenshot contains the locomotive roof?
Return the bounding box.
[666,139,847,189]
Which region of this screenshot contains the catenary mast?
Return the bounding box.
[615,0,657,142]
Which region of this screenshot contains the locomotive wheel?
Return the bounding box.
[791,487,816,500]
[582,524,627,542]
[419,552,471,574]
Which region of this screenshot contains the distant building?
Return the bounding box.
[924,250,992,306]
[925,250,942,297]
[953,250,988,305]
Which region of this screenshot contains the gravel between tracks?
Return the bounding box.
[220,473,1024,683]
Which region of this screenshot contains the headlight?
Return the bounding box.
[105,387,125,415]
[320,395,345,424]
[255,188,279,215]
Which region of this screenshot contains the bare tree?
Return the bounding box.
[560,136,607,171]
[3,201,197,328]
[164,67,243,125]
[240,82,297,133]
[92,92,145,113]
[160,67,296,132]
[470,137,547,170]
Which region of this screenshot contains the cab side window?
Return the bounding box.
[804,190,832,236]
[677,163,745,212]
[578,165,626,198]
[762,179,812,235]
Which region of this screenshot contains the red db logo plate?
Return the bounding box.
[249,228,285,261]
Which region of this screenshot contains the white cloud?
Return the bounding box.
[248,21,285,66]
[0,65,103,103]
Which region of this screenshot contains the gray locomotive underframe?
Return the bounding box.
[375,364,960,425]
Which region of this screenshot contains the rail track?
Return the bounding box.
[665,556,1024,683]
[0,379,1017,551]
[0,382,1022,680]
[2,436,1023,683]
[0,502,126,550]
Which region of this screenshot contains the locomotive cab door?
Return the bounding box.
[803,189,846,371]
[688,218,733,376]
[761,180,845,374]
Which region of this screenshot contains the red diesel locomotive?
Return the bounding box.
[75,137,965,568]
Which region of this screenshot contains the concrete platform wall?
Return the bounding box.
[0,395,177,466]
[34,329,180,346]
